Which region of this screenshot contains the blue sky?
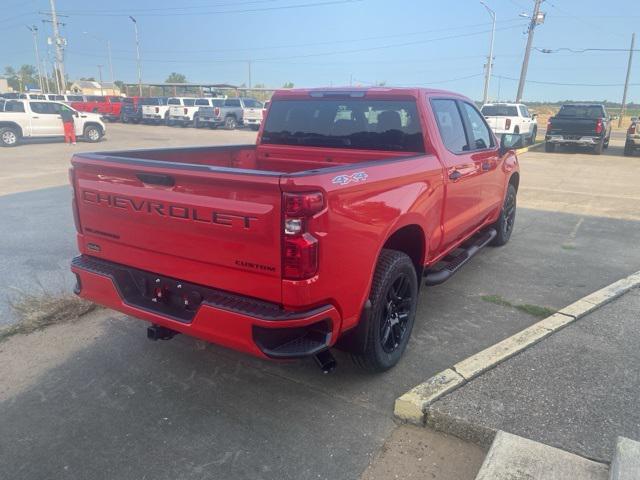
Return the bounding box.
[1,0,638,102]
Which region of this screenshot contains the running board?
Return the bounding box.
[424,228,497,286]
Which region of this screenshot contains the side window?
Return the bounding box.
[519,106,530,118]
[4,101,25,112]
[431,99,468,153]
[224,99,241,107]
[30,102,55,114]
[461,102,494,150]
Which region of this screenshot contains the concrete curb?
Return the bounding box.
[515,141,544,155]
[394,270,640,424]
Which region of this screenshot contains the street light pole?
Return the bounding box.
[480,1,496,105]
[97,65,104,95]
[129,16,143,96]
[516,0,544,103]
[618,32,635,128]
[27,25,45,93]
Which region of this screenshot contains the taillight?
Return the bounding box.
[184,107,188,115]
[68,167,82,233]
[547,119,552,131]
[282,192,324,280]
[155,106,159,113]
[214,107,220,117]
[595,118,603,134]
[629,124,636,134]
[505,118,512,130]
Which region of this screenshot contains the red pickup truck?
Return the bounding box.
[71,95,132,122]
[70,87,522,372]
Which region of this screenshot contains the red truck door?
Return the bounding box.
[430,98,494,250]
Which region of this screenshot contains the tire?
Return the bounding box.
[193,115,201,128]
[0,126,20,147]
[350,249,418,372]
[164,112,171,126]
[593,139,604,155]
[624,141,633,156]
[491,183,517,247]
[83,124,102,143]
[224,115,237,130]
[529,126,537,145]
[250,124,260,131]
[121,114,129,124]
[603,137,610,149]
[545,142,556,153]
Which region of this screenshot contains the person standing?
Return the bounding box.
[60,106,77,145]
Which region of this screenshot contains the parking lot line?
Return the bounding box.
[394,269,640,424]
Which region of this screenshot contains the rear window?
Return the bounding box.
[86,96,106,102]
[1,101,25,112]
[184,99,196,106]
[195,99,210,106]
[109,97,122,103]
[140,97,162,105]
[67,95,84,102]
[212,99,224,107]
[262,99,425,152]
[557,105,604,118]
[243,99,261,108]
[167,98,181,105]
[481,105,518,117]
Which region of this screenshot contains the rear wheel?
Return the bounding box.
[545,142,556,153]
[224,115,237,130]
[603,137,610,149]
[491,183,517,247]
[351,249,418,372]
[0,127,20,147]
[624,141,634,156]
[193,115,201,128]
[593,139,604,155]
[250,124,260,131]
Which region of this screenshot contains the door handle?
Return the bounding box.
[449,170,462,181]
[32,116,39,119]
[136,173,175,186]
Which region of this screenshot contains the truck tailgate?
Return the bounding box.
[484,116,507,131]
[549,118,599,136]
[71,155,283,302]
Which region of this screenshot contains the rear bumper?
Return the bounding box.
[71,255,340,359]
[626,136,640,146]
[545,134,602,145]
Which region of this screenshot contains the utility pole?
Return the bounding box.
[47,0,66,93]
[618,32,635,128]
[248,61,252,89]
[97,65,104,95]
[480,1,496,104]
[516,0,545,102]
[27,25,45,93]
[129,16,143,96]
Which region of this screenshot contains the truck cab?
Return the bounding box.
[481,103,538,145]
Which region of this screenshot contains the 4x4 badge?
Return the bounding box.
[332,172,368,186]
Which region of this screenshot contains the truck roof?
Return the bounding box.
[271,86,467,100]
[482,102,525,107]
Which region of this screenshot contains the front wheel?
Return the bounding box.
[351,249,418,372]
[491,183,517,247]
[83,125,103,143]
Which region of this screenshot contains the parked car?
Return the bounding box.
[197,97,256,129]
[624,117,640,156]
[121,97,167,124]
[481,103,538,145]
[168,98,224,127]
[71,95,127,122]
[0,99,105,146]
[545,104,611,154]
[141,97,181,125]
[241,98,265,130]
[69,87,522,372]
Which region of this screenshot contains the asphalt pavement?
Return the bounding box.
[428,287,640,463]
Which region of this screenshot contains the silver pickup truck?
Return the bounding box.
[198,97,262,129]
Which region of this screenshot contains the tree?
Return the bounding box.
[165,72,187,83]
[80,77,96,81]
[4,65,38,91]
[282,81,294,88]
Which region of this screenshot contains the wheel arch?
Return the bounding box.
[508,171,520,192]
[0,122,24,137]
[381,223,426,280]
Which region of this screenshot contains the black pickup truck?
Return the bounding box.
[545,104,611,154]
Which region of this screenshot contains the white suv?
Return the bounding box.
[481,103,538,145]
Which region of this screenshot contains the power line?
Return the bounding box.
[493,74,640,87]
[57,0,365,17]
[57,0,279,14]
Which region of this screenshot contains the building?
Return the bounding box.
[0,78,12,94]
[69,80,121,96]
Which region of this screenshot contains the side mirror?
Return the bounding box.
[500,133,525,155]
[531,113,538,119]
[74,112,79,117]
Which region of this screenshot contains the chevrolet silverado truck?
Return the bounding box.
[624,117,640,156]
[1,99,105,146]
[121,97,164,124]
[481,103,538,145]
[241,98,265,130]
[197,97,258,129]
[545,103,611,154]
[168,98,224,127]
[70,87,521,372]
[71,95,125,122]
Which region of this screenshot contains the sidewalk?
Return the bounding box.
[427,287,640,463]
